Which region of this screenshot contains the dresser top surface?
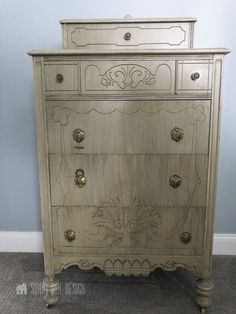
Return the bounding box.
[28,48,230,56]
[60,17,197,24]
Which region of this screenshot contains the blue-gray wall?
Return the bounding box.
[0,0,235,232]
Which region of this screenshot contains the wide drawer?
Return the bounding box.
[49,154,207,207]
[52,205,205,256]
[47,100,210,154]
[61,20,195,49]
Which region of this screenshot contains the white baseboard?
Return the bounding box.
[0,232,235,255]
[0,232,43,253]
[213,234,236,255]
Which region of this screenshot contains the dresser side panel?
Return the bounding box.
[33,57,54,276]
[203,55,225,278]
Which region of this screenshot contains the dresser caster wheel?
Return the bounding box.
[46,304,54,309]
[196,279,213,313]
[43,277,59,307]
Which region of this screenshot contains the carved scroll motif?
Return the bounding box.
[84,63,173,91]
[100,64,156,89]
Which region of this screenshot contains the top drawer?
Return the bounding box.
[43,58,213,97]
[61,18,196,49]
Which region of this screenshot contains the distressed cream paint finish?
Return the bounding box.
[28,17,230,313]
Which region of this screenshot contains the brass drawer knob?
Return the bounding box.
[124,32,131,41]
[169,174,182,188]
[64,230,76,242]
[171,127,184,142]
[56,73,64,83]
[74,169,87,188]
[180,232,192,244]
[73,129,85,143]
[191,72,200,81]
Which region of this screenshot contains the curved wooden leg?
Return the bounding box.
[196,278,214,313]
[43,277,59,307]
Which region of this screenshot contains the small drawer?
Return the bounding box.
[177,60,212,94]
[44,62,79,95]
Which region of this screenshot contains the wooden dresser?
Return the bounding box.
[28,17,229,312]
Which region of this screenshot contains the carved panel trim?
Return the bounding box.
[54,257,202,277]
[71,26,186,48]
[51,104,206,126]
[84,62,173,92]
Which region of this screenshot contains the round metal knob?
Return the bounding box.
[180,232,192,244]
[73,129,85,143]
[124,32,131,41]
[56,73,64,83]
[169,174,182,189]
[64,230,76,242]
[191,72,200,81]
[171,127,184,142]
[74,169,87,188]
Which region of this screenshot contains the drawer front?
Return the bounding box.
[177,60,212,94]
[44,61,79,96]
[62,22,194,49]
[49,154,207,207]
[43,59,213,97]
[47,100,210,154]
[52,205,205,256]
[81,60,175,95]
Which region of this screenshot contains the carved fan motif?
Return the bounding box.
[92,192,161,246]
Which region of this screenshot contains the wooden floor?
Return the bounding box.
[0,253,235,313]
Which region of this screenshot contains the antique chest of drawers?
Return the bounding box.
[29,17,229,312]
